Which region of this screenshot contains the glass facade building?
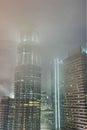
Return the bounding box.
[51,58,64,130]
[7,98,15,130]
[13,32,41,130]
[0,97,9,130]
[41,92,53,130]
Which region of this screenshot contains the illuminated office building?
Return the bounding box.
[51,58,64,130]
[64,46,87,130]
[41,92,53,130]
[0,96,9,130]
[7,98,15,130]
[14,32,41,130]
[41,91,49,106]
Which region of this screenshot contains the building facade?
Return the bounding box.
[64,46,87,130]
[7,98,15,130]
[51,58,64,130]
[14,32,41,130]
[41,91,54,130]
[0,96,9,130]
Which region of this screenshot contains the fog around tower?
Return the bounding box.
[0,0,86,97]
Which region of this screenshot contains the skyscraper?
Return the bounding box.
[41,91,54,130]
[7,98,15,130]
[64,46,87,130]
[0,96,9,130]
[14,31,41,130]
[51,58,64,130]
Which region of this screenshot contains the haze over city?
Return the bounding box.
[0,0,86,97]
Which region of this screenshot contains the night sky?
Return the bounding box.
[0,0,86,97]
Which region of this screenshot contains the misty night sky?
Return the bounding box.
[0,0,86,97]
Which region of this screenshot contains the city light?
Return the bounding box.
[0,1,86,130]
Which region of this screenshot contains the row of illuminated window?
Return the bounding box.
[15,73,41,79]
[17,53,40,65]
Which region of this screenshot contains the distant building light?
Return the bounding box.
[81,47,87,54]
[21,79,24,82]
[24,38,27,42]
[21,32,39,43]
[60,60,63,64]
[10,93,14,98]
[47,96,49,99]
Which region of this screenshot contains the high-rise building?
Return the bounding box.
[41,91,54,130]
[0,96,9,130]
[64,46,87,130]
[7,98,15,130]
[51,58,64,130]
[14,31,41,130]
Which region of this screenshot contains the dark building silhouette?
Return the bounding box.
[64,46,87,130]
[13,32,41,130]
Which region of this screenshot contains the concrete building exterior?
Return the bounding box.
[64,46,87,130]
